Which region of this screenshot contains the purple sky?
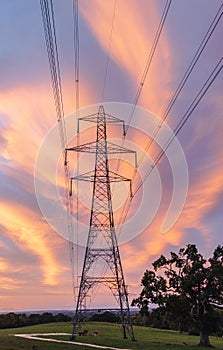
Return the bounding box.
[0,0,222,311]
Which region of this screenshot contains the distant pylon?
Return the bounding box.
[66,105,136,341]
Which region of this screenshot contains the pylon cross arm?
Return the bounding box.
[66,141,136,160]
[69,171,133,197]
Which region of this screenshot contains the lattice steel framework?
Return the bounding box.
[66,105,136,341]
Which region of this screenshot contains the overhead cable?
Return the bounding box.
[40,0,76,294]
[117,3,223,231]
[117,58,223,230]
[116,0,172,229]
[72,0,80,298]
[101,0,118,102]
[125,0,172,133]
[138,2,223,167]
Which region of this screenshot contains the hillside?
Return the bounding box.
[0,322,223,350]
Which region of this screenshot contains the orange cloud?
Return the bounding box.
[1,1,221,312]
[0,277,23,291]
[0,201,64,286]
[117,145,223,294]
[0,258,8,272]
[0,80,94,171]
[80,0,173,114]
[179,166,223,233]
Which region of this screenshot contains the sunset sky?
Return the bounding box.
[0,0,222,312]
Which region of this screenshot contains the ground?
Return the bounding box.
[0,322,222,350]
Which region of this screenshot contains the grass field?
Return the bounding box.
[0,322,222,350]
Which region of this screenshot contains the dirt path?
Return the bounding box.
[14,333,131,350]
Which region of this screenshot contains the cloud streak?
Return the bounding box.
[0,0,222,311]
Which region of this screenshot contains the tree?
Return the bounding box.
[18,313,28,327]
[132,244,223,347]
[40,312,55,324]
[55,313,72,322]
[89,311,119,323]
[28,313,41,325]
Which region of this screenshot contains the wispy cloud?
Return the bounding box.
[0,1,222,311]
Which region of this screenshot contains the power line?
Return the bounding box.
[73,0,80,113]
[99,0,173,284]
[125,0,172,133]
[40,0,76,295]
[117,57,223,230]
[117,3,223,232]
[101,0,117,102]
[134,57,223,196]
[137,1,223,167]
[115,0,172,229]
[40,0,67,147]
[72,0,80,299]
[113,0,172,200]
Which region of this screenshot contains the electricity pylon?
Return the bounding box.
[66,105,136,341]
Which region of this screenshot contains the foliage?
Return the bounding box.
[133,308,223,336]
[132,313,150,326]
[0,312,71,329]
[88,311,119,323]
[132,244,223,347]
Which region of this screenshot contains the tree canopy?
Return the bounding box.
[132,244,223,347]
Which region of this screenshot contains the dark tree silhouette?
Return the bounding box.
[132,244,223,347]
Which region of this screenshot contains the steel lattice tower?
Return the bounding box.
[67,105,136,341]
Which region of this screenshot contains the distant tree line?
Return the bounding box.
[0,312,72,329]
[0,310,120,329]
[88,311,119,323]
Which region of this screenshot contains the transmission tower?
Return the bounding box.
[66,105,136,341]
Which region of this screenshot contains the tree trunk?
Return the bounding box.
[198,331,213,347]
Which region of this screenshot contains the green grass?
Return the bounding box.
[0,322,222,350]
